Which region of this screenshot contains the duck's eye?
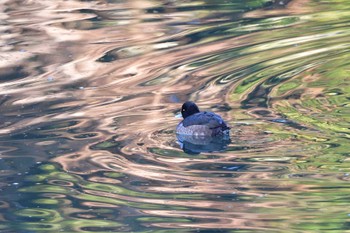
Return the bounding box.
[182,109,185,112]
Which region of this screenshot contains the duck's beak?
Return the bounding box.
[175,112,182,119]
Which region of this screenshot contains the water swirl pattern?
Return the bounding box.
[0,0,350,232]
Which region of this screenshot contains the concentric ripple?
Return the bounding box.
[0,0,349,232]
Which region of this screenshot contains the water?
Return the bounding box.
[0,0,350,232]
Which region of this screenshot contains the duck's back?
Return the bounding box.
[177,111,229,136]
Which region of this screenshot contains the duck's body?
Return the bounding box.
[176,101,230,136]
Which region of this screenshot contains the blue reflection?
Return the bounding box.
[176,134,231,154]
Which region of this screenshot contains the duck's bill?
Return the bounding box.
[175,113,182,118]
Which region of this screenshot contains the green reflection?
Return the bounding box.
[138,216,191,223]
[33,198,61,205]
[11,162,204,232]
[15,208,62,221]
[2,0,350,232]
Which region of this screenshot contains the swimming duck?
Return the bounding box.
[176,101,230,136]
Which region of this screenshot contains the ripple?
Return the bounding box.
[1,0,350,232]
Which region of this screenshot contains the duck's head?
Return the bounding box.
[181,101,200,119]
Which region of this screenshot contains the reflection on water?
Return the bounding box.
[1,0,350,232]
[177,134,231,154]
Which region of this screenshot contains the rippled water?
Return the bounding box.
[0,0,350,232]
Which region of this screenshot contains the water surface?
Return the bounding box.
[0,0,350,232]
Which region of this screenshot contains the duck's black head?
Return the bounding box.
[181,101,200,119]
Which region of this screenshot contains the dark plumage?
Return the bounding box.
[176,101,230,136]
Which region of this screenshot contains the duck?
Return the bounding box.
[176,101,230,136]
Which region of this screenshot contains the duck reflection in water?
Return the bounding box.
[176,101,231,154]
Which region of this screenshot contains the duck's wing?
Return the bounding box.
[182,112,229,129]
